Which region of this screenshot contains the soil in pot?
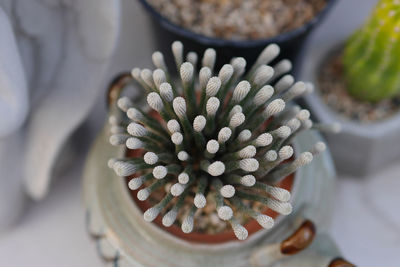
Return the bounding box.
[145,0,326,40]
[318,48,400,123]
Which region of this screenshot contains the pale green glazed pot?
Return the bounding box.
[83,110,344,266]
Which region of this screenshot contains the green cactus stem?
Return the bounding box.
[343,0,400,102]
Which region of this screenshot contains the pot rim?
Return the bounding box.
[302,40,400,138]
[137,0,337,48]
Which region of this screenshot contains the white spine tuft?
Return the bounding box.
[284,82,306,101]
[206,97,220,116]
[275,74,294,93]
[264,99,286,117]
[287,118,301,132]
[127,123,147,137]
[147,92,164,112]
[229,113,245,128]
[232,81,251,102]
[199,67,212,89]
[153,69,166,89]
[231,57,246,76]
[131,68,141,80]
[268,200,292,215]
[152,51,167,70]
[238,129,252,142]
[109,134,128,146]
[144,152,158,165]
[172,97,187,117]
[232,223,248,240]
[141,69,155,88]
[238,145,257,158]
[172,41,183,67]
[240,175,256,186]
[177,151,189,161]
[229,105,243,119]
[126,137,144,150]
[127,108,143,122]
[256,214,274,229]
[113,161,137,176]
[220,185,235,198]
[255,133,273,147]
[202,48,216,69]
[180,62,194,84]
[186,52,198,66]
[206,139,220,154]
[167,119,181,133]
[171,132,183,145]
[294,152,313,167]
[267,186,291,202]
[256,43,280,65]
[217,206,233,221]
[181,216,194,233]
[252,65,274,86]
[253,85,274,106]
[178,173,189,184]
[218,127,232,143]
[206,77,222,96]
[107,158,117,169]
[171,183,185,196]
[278,146,294,160]
[159,83,174,102]
[144,207,160,222]
[128,177,143,190]
[137,188,150,201]
[194,194,207,208]
[193,116,206,132]
[265,150,278,162]
[218,64,234,84]
[297,109,311,121]
[153,166,168,179]
[239,158,259,172]
[208,161,225,176]
[162,209,178,227]
[275,126,291,139]
[117,97,133,112]
[312,142,326,155]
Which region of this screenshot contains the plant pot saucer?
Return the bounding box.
[83,121,341,266]
[299,40,400,177]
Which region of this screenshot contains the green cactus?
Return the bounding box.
[343,0,400,102]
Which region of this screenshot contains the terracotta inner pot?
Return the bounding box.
[125,148,294,244]
[124,110,294,244]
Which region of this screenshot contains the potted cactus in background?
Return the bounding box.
[136,0,337,71]
[83,41,353,266]
[300,0,400,176]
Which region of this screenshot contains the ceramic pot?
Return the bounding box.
[136,0,337,72]
[299,40,400,177]
[82,78,347,266]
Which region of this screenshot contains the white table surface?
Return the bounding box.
[1,0,399,266]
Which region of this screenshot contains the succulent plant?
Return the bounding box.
[108,41,339,240]
[343,0,400,102]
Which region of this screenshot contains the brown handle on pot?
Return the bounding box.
[106,72,133,109]
[250,219,355,267]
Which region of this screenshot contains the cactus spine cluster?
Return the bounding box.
[343,0,400,102]
[108,41,336,240]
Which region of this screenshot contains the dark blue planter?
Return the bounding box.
[137,0,336,74]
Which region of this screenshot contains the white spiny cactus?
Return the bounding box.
[108,41,338,240]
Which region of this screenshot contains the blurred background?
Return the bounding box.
[0,0,398,266]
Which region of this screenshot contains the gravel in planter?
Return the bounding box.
[146,0,326,40]
[318,49,400,123]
